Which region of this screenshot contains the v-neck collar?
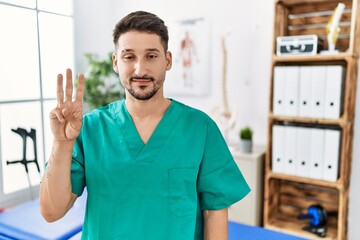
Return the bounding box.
[113,99,176,162]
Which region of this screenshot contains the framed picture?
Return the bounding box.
[165,17,211,96]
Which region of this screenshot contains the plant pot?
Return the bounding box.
[240,139,252,153]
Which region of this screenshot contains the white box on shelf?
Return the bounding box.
[310,66,326,118]
[272,125,286,174]
[323,129,341,182]
[295,127,311,178]
[284,66,300,117]
[309,128,325,180]
[298,66,312,118]
[283,126,297,175]
[273,66,286,115]
[324,66,345,119]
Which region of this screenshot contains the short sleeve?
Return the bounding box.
[71,133,86,196]
[197,120,250,210]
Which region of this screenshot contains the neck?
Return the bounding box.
[125,91,171,119]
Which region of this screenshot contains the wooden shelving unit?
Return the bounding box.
[263,0,360,239]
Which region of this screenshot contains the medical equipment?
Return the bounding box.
[6,128,40,199]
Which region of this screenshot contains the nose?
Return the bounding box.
[134,59,147,76]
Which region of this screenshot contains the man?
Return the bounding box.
[40,11,250,240]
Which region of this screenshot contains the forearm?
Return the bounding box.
[40,140,76,222]
[203,208,228,240]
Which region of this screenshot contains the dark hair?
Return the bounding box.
[113,11,169,51]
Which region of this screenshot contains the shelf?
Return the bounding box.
[265,0,359,239]
[266,171,341,190]
[265,213,337,240]
[268,114,347,126]
[272,53,356,63]
[275,0,350,7]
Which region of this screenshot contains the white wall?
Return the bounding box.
[73,0,360,238]
[74,0,273,146]
[348,58,360,240]
[73,0,119,73]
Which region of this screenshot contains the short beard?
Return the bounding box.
[127,86,159,100]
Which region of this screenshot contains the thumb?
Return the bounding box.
[62,108,69,117]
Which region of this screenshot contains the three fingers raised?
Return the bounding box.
[56,69,85,104]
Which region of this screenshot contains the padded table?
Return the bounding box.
[229,221,308,240]
[66,221,310,240]
[0,191,86,240]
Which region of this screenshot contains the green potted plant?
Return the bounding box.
[239,126,253,153]
[83,52,125,110]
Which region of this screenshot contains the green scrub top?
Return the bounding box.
[71,99,250,240]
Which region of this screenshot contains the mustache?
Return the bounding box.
[130,76,154,81]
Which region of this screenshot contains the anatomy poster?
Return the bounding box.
[165,17,211,96]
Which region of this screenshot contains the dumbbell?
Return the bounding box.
[297,205,337,227]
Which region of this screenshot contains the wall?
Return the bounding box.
[73,0,118,74]
[73,0,360,238]
[348,58,360,240]
[74,0,273,146]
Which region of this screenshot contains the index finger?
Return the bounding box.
[57,73,64,106]
[65,68,74,101]
[75,73,85,101]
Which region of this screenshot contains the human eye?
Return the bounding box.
[147,53,158,60]
[123,54,135,61]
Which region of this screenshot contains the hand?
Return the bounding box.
[50,68,85,142]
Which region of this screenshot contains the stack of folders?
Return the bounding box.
[272,125,341,182]
[273,65,345,118]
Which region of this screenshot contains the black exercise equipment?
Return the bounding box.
[6,127,40,199]
[302,225,327,238]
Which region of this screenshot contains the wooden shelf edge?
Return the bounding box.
[275,0,355,8]
[268,114,348,126]
[272,53,356,63]
[266,171,342,189]
[264,221,337,240]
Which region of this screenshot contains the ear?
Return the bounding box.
[112,52,119,73]
[165,51,172,71]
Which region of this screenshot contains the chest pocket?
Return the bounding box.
[169,168,198,217]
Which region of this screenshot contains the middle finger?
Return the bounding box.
[65,68,73,101]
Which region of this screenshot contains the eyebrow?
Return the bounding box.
[121,48,161,53]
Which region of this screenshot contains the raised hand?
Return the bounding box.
[50,69,85,142]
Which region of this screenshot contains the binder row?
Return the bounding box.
[273,65,345,119]
[272,125,341,182]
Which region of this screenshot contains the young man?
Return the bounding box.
[40,11,250,240]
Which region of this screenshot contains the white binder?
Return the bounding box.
[324,66,344,119]
[284,66,300,116]
[296,127,311,178]
[273,67,286,115]
[310,66,326,118]
[283,126,297,175]
[272,125,285,174]
[323,129,341,182]
[309,128,325,179]
[298,66,312,117]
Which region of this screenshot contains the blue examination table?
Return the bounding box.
[0,191,86,240]
[229,221,308,240]
[49,221,308,240]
